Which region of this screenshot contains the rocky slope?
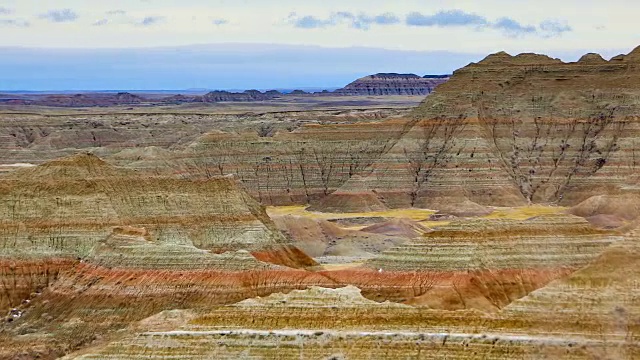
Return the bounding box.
[318,46,640,211]
[317,212,622,311]
[57,222,640,360]
[273,215,409,261]
[410,46,640,204]
[70,46,639,213]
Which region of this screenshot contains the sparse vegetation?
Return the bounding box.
[402,116,468,206]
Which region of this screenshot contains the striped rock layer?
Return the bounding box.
[0,153,315,310]
[68,252,640,360]
[60,228,640,359]
[316,214,621,311]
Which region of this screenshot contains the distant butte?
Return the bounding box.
[333,73,450,96]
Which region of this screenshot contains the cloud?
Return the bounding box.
[138,16,164,26]
[493,17,536,37]
[106,10,127,16]
[405,10,571,38]
[290,15,328,29]
[539,20,572,37]
[93,10,129,26]
[0,7,13,15]
[372,13,401,25]
[406,10,487,27]
[91,11,165,27]
[288,11,400,30]
[0,18,29,27]
[93,19,108,26]
[212,18,228,25]
[39,9,79,23]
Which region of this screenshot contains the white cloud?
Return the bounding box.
[39,9,79,23]
[0,0,637,55]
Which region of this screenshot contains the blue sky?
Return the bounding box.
[0,0,637,90]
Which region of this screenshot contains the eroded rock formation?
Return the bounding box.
[0,154,315,309]
[334,73,450,96]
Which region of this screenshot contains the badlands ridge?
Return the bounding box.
[1,46,640,359]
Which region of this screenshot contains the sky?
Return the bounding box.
[0,0,638,90]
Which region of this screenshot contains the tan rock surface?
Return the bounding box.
[273,215,408,260]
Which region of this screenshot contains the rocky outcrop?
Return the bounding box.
[567,194,640,228]
[307,175,388,213]
[3,47,640,359]
[4,48,638,213]
[360,218,430,238]
[346,213,623,308]
[334,73,449,96]
[0,153,305,260]
[568,194,640,221]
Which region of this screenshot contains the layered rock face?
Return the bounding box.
[404,47,640,205]
[71,271,640,359]
[2,47,640,359]
[273,215,409,261]
[334,73,450,95]
[366,214,620,272]
[60,223,640,360]
[1,73,447,108]
[568,194,640,228]
[0,154,315,309]
[5,45,639,213]
[0,109,408,180]
[0,153,303,258]
[306,175,388,212]
[296,47,640,213]
[160,119,412,205]
[199,90,282,102]
[498,229,640,358]
[0,113,220,165]
[318,212,622,311]
[0,154,331,358]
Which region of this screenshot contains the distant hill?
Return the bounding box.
[0,73,451,107]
